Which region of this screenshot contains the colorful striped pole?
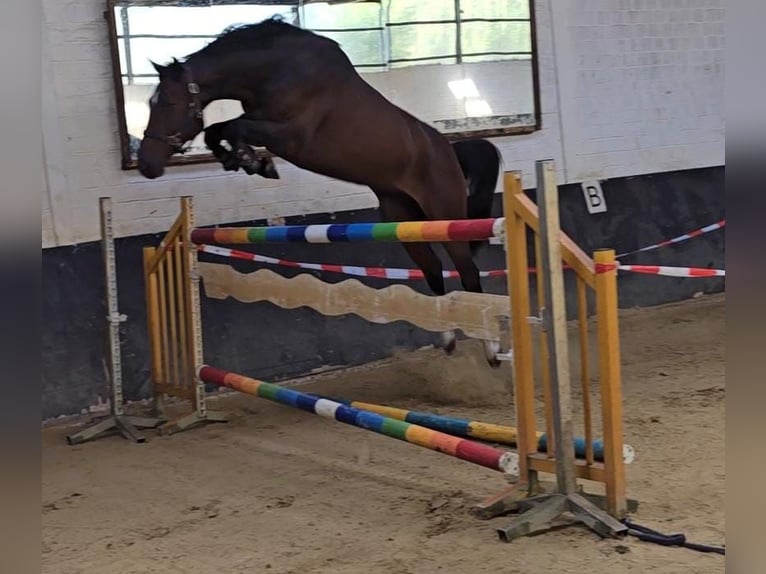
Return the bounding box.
[191,218,504,245]
[308,395,634,464]
[199,366,519,475]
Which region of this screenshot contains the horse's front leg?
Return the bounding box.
[217,116,281,179]
[204,120,242,172]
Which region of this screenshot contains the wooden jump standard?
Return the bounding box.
[143,160,633,542]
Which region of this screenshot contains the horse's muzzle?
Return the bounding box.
[137,158,164,179]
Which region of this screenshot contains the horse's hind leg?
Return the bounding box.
[376,192,457,354]
[418,175,502,368]
[441,241,501,367]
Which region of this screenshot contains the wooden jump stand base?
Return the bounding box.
[472,477,640,542]
[153,401,230,436]
[66,413,165,445]
[497,491,626,542]
[474,477,640,519]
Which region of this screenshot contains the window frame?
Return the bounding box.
[105,0,541,171]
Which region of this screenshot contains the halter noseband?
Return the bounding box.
[143,65,204,154]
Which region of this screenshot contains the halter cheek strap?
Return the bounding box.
[143,65,204,154]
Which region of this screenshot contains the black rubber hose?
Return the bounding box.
[622,518,725,555]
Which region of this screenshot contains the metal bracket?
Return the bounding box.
[526,314,543,327]
[491,219,507,246]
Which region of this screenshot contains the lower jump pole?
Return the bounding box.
[199,366,519,476]
[307,395,634,465]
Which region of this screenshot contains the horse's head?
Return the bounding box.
[137,59,205,179]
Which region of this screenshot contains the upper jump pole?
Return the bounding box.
[190,218,505,245]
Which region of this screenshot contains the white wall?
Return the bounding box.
[42,0,724,249]
[550,0,725,182]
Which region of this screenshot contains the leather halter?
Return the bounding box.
[143,65,204,154]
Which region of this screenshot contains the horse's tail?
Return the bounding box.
[452,138,504,255]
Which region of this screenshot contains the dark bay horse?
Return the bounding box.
[137,17,504,365]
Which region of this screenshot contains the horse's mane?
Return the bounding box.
[186,16,335,61]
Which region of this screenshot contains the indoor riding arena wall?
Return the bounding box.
[42,0,724,419]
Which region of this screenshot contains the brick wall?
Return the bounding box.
[552,0,724,181]
[42,0,724,248]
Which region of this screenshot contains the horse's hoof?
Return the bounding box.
[262,163,280,179]
[241,160,260,176]
[440,331,457,355]
[486,356,502,369]
[483,341,502,369]
[222,159,240,171]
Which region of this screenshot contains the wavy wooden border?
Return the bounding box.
[198,262,510,341]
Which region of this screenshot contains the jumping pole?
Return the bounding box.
[190,218,504,245]
[305,394,635,465]
[199,365,520,476]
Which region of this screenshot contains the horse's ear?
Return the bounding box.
[150,59,166,76]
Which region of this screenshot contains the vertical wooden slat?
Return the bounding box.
[503,172,538,484]
[174,236,189,391]
[534,235,554,457]
[143,247,164,408]
[157,249,170,390]
[577,277,594,466]
[181,231,196,400]
[165,250,179,390]
[594,249,627,517]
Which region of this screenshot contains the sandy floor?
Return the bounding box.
[42,293,725,574]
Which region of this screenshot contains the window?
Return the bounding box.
[107,1,539,169]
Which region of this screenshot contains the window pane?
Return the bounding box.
[117,38,128,76]
[461,21,532,55]
[128,38,216,75]
[125,5,295,37]
[389,0,455,23]
[316,30,384,67]
[389,23,456,62]
[302,2,381,29]
[460,0,530,20]
[113,7,125,36]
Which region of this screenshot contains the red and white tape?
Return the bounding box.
[617,220,725,257]
[197,244,508,280]
[199,244,724,280]
[615,264,725,278]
